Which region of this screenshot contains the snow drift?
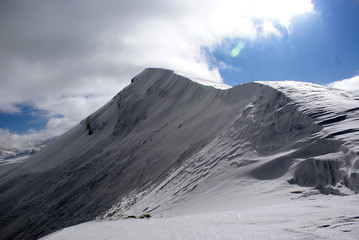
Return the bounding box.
[0,68,358,240]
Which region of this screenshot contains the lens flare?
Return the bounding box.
[230,41,246,58]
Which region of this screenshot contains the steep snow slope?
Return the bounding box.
[1,68,273,239]
[1,68,358,240]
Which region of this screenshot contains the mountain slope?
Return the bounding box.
[0,68,358,240]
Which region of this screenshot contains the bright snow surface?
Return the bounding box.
[2,68,359,239]
[258,81,359,152]
[42,194,359,240]
[40,70,359,240]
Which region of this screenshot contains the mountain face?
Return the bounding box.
[0,68,358,240]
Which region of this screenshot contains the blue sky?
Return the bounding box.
[0,0,359,146]
[209,0,359,86]
[0,105,48,133]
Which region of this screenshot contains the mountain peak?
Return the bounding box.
[1,69,358,240]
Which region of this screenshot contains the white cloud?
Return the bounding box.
[0,103,21,114]
[329,75,359,92]
[0,128,58,149]
[261,20,282,37]
[0,0,314,147]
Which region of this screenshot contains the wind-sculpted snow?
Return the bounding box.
[258,81,359,192]
[1,69,358,240]
[258,81,359,150]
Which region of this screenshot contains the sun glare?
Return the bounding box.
[217,0,314,57]
[253,0,313,18]
[212,0,314,36]
[230,41,246,57]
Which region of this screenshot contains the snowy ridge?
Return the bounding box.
[1,69,359,240]
[259,81,359,186]
[258,81,359,151]
[62,73,359,239]
[0,148,35,164]
[95,77,359,222]
[174,70,231,90]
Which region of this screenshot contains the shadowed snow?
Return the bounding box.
[1,69,358,240]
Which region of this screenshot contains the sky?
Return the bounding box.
[0,0,359,149]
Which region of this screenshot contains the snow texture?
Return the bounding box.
[42,193,359,240]
[0,68,358,240]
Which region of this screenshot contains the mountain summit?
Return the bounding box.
[1,68,358,239]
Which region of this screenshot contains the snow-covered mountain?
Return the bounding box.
[0,139,53,165]
[1,68,358,240]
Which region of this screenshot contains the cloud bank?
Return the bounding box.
[0,0,314,146]
[329,75,359,93]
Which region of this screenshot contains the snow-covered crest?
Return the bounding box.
[1,68,359,240]
[259,80,359,176]
[175,70,231,90]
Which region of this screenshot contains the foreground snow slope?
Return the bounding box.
[42,192,359,240]
[1,68,359,239]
